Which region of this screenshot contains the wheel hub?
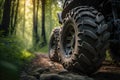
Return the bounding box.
[62,23,75,58]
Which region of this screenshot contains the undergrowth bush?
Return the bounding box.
[0,35,34,80]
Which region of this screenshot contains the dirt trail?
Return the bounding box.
[21,53,120,80]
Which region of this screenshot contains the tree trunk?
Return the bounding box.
[13,0,19,34]
[0,0,4,7]
[23,0,26,37]
[36,0,39,43]
[49,0,52,34]
[41,0,47,46]
[0,0,4,24]
[10,0,15,34]
[1,0,12,36]
[33,0,39,47]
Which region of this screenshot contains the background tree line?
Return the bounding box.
[0,0,62,49]
[0,0,62,80]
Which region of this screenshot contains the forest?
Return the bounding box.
[1,0,120,80]
[0,0,62,80]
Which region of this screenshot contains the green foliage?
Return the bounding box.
[0,60,18,80]
[106,50,112,61]
[0,0,63,79]
[0,35,34,80]
[35,45,48,53]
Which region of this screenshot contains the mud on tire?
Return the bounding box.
[49,28,61,62]
[63,0,73,9]
[59,6,110,74]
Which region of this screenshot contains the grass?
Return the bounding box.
[37,45,48,53]
[29,44,49,54]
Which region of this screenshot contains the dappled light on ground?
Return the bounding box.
[32,53,64,72]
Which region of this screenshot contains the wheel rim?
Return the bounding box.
[61,22,75,58]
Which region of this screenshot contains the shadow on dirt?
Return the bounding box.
[91,72,120,80]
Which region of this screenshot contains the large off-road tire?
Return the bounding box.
[59,6,110,75]
[48,28,60,62]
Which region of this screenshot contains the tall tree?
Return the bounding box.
[32,0,39,46]
[0,0,4,24]
[23,0,26,37]
[0,0,12,36]
[41,0,47,46]
[10,0,19,34]
[0,0,4,7]
[13,0,19,34]
[10,0,15,34]
[49,0,52,34]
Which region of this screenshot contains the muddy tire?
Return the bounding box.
[49,28,60,62]
[63,0,73,9]
[59,6,110,74]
